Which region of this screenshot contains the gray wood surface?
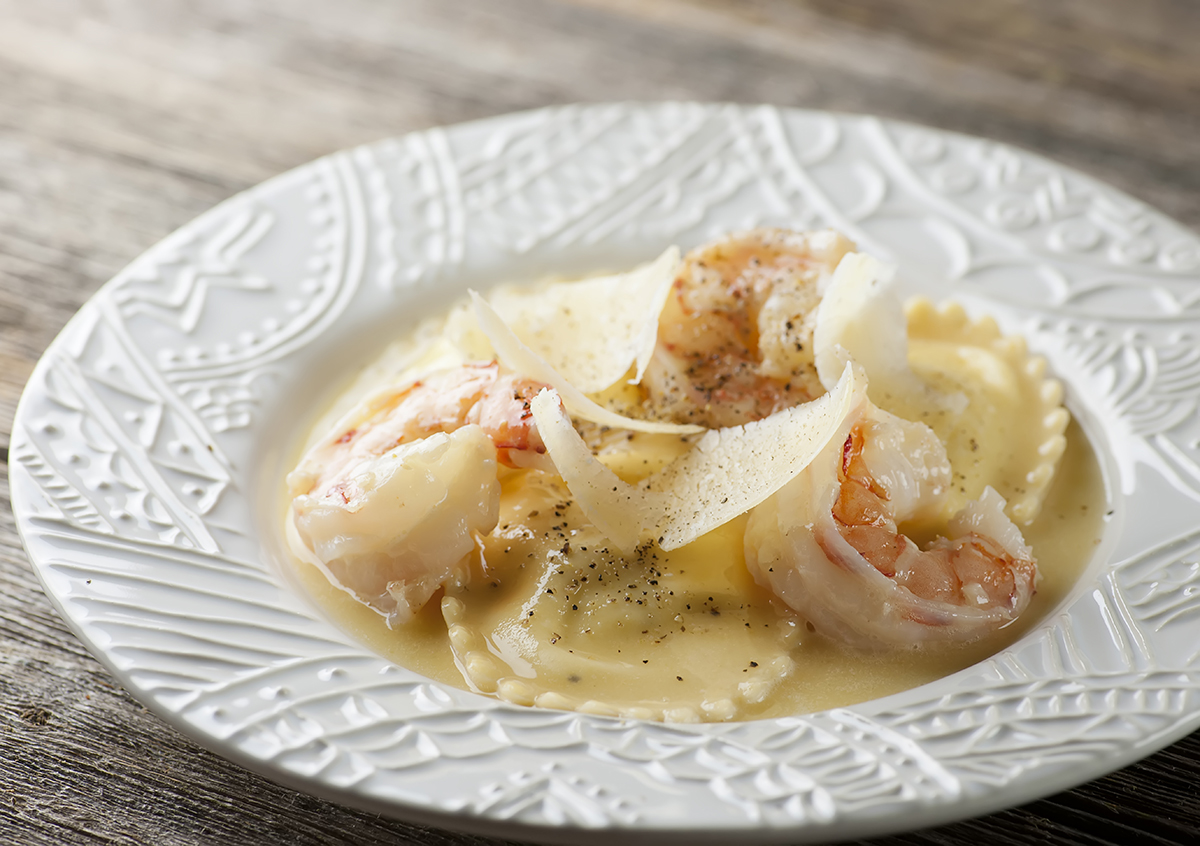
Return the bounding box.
[1,1,1197,843]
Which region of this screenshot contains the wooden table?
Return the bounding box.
[2,1,1197,843]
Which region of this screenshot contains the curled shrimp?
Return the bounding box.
[287,362,552,624]
[643,228,854,428]
[745,395,1038,647]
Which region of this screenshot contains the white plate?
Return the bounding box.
[13,103,1200,844]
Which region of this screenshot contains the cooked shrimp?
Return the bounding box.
[643,228,854,427]
[745,396,1038,647]
[287,362,552,625]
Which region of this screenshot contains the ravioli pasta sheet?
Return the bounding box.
[899,299,1068,525]
[443,474,799,722]
[285,229,1095,723]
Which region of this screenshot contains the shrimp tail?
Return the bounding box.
[745,404,1039,648]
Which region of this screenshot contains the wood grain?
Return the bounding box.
[1,1,1197,843]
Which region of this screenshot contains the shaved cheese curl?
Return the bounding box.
[650,362,862,549]
[534,364,865,554]
[530,391,664,553]
[815,252,965,413]
[814,253,909,391]
[490,247,680,393]
[470,290,703,434]
[627,248,681,386]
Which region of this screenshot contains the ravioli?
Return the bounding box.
[898,300,1068,525]
[442,472,800,722]
[811,255,1066,526]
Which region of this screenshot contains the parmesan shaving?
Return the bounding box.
[471,290,704,435]
[530,391,664,552]
[490,247,680,393]
[814,253,965,413]
[532,363,863,553]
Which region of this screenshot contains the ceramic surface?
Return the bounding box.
[12,104,1200,844]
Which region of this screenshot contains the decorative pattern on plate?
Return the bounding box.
[12,104,1200,843]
